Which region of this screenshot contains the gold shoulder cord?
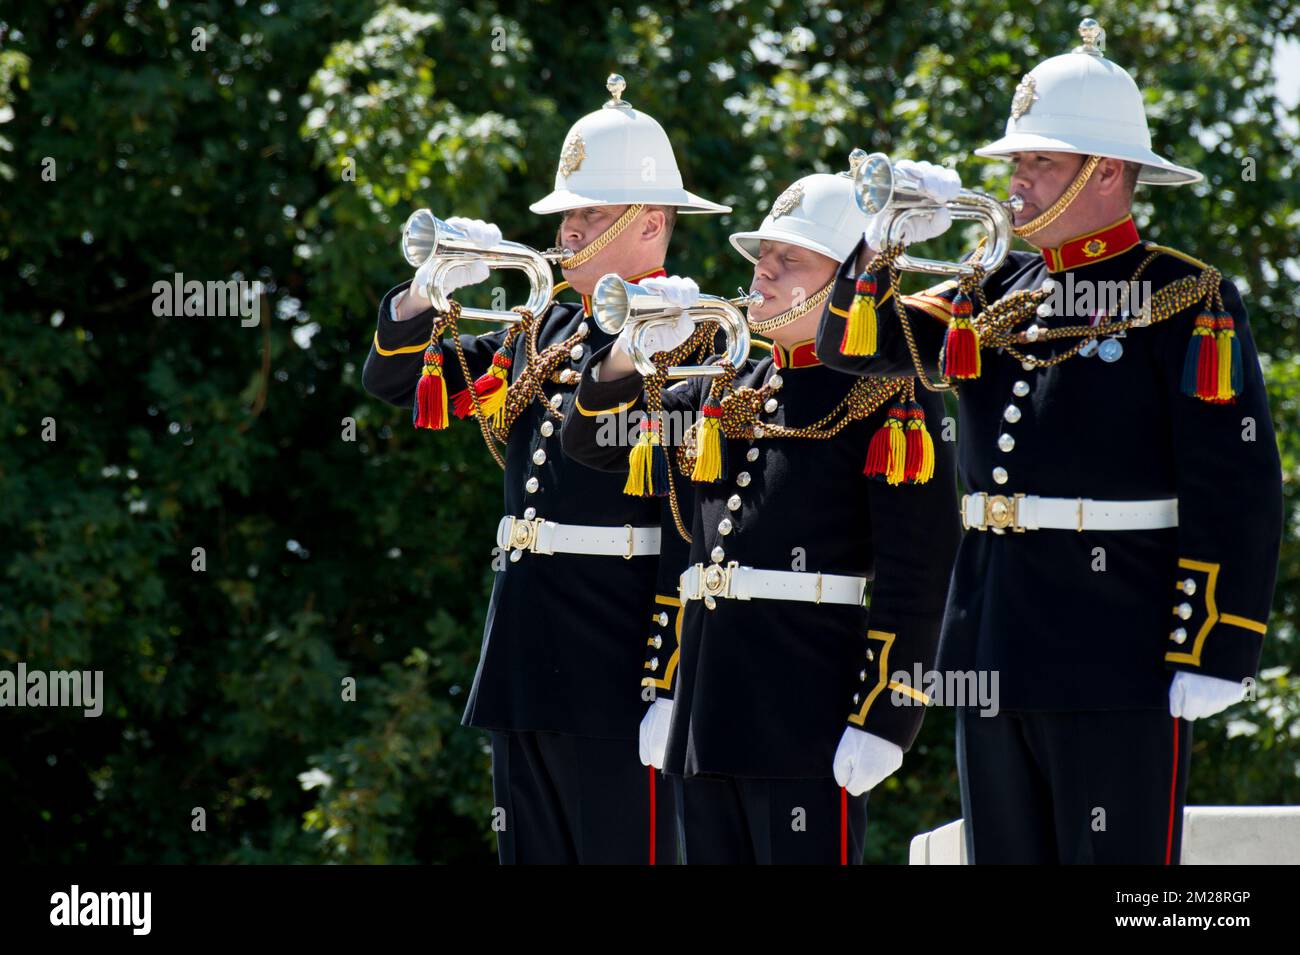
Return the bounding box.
[872,242,960,393]
[674,357,910,483]
[876,241,1221,382]
[975,251,1220,368]
[646,321,725,545]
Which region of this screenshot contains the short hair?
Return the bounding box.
[1121,161,1141,199]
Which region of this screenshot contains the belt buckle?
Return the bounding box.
[506,516,544,553]
[699,561,738,610]
[623,524,635,560]
[985,493,1027,534]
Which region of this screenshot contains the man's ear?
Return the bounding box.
[639,207,667,244]
[1094,157,1126,197]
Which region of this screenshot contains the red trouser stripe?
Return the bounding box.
[1165,716,1180,865]
[840,786,849,865]
[648,765,657,866]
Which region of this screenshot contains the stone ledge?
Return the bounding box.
[909,807,1300,864]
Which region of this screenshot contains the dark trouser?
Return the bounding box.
[674,774,869,864]
[489,730,678,864]
[955,708,1193,864]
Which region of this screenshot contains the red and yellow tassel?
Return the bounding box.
[940,291,980,379]
[1181,305,1243,403]
[452,346,512,426]
[691,396,727,483]
[840,272,879,356]
[412,345,450,430]
[864,401,908,486]
[902,401,935,484]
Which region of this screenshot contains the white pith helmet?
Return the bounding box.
[729,149,874,264]
[974,18,1202,186]
[529,74,730,215]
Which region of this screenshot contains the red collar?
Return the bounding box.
[578,267,667,317]
[1040,215,1141,272]
[772,338,822,369]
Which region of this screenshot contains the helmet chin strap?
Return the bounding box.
[1012,154,1101,240]
[747,280,833,335]
[555,203,647,269]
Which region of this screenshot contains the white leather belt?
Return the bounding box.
[961,493,1178,534]
[495,515,661,559]
[679,562,867,608]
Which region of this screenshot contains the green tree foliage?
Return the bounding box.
[1,0,1295,864]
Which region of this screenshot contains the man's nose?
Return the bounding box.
[754,258,777,282]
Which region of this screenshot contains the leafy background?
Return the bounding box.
[1,0,1296,863]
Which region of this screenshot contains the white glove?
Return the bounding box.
[639,698,674,769]
[865,206,953,249]
[618,275,699,358]
[832,727,904,796]
[411,216,501,299]
[638,275,700,309]
[896,159,962,203]
[864,160,960,250]
[445,216,502,249]
[1169,672,1248,721]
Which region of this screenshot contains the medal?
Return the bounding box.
[1099,337,1124,362]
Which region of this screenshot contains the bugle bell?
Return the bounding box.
[400,209,571,324]
[591,273,762,379]
[851,150,1024,276]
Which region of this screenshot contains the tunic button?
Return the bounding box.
[852,693,861,705]
[1021,359,1036,371]
[540,420,555,437]
[769,374,783,390]
[727,495,742,511]
[1025,325,1042,342]
[746,447,760,462]
[570,344,585,361]
[1176,602,1193,620]
[1003,404,1022,423]
[711,546,726,563]
[559,369,579,384]
[752,425,765,438]
[549,393,563,409]
[1180,577,1197,595]
[577,322,589,336]
[764,398,778,413]
[523,507,536,520]
[525,477,539,493]
[652,635,663,649]
[649,657,659,672]
[509,549,523,562]
[657,611,669,627]
[1171,627,1188,644]
[997,433,1015,453]
[1013,380,1030,397]
[866,649,874,662]
[718,518,733,536]
[736,471,751,487]
[1036,302,1054,318]
[859,669,867,682]
[532,449,547,465]
[992,467,1008,485]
